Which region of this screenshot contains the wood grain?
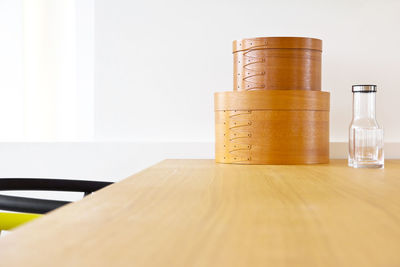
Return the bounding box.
[233,37,322,91]
[214,90,330,111]
[215,110,329,164]
[1,159,400,267]
[214,90,330,164]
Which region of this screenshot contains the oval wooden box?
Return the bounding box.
[215,90,330,164]
[233,37,322,91]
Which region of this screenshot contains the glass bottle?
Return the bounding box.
[348,85,384,168]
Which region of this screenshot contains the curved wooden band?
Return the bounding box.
[215,90,330,111]
[233,37,322,53]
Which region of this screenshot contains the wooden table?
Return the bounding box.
[1,159,400,267]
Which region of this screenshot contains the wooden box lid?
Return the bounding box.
[233,37,322,53]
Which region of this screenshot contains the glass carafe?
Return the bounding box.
[348,85,384,168]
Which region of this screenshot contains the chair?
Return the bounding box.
[0,212,41,232]
[0,178,112,234]
[0,178,112,214]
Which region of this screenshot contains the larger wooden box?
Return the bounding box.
[215,90,330,164]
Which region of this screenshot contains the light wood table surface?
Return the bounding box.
[1,159,400,267]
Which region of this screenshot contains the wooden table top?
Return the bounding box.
[1,159,400,267]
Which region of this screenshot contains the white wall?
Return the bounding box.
[95,0,400,142]
[0,0,95,141]
[23,0,78,140]
[0,0,24,140]
[0,142,213,179]
[0,142,214,203]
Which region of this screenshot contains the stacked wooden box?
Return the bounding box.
[215,37,330,164]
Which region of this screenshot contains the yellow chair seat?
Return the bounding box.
[0,212,41,231]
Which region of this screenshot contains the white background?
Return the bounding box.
[95,0,400,143]
[0,0,399,186]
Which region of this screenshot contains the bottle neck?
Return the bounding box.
[353,92,376,119]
